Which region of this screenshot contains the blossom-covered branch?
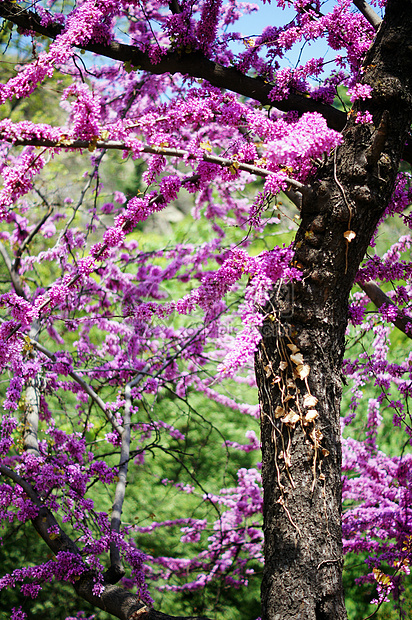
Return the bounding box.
[0,465,211,620]
[3,135,309,194]
[0,0,346,130]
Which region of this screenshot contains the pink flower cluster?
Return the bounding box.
[61,83,102,140]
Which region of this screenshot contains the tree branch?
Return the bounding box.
[352,0,382,30]
[0,241,27,298]
[106,319,229,581]
[0,0,346,131]
[106,317,232,579]
[108,380,134,583]
[5,137,309,194]
[23,323,42,456]
[23,376,40,454]
[0,203,53,295]
[359,281,412,338]
[3,1,412,163]
[30,339,125,435]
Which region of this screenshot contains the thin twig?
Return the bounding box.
[17,201,53,259]
[30,339,124,434]
[56,150,106,247]
[107,365,151,581]
[333,147,353,274]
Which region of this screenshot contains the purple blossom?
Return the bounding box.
[355,110,373,124]
[11,608,27,620]
[348,83,373,102]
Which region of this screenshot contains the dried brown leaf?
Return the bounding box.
[281,411,300,426]
[295,364,310,379]
[290,352,304,365]
[305,409,319,423]
[343,230,356,242]
[303,394,318,408]
[287,344,299,353]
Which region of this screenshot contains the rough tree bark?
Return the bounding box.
[256,1,412,619]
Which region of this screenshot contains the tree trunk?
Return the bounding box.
[256,1,412,618]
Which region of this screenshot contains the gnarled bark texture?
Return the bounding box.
[256,1,412,619]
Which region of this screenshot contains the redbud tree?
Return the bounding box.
[0,0,412,618]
